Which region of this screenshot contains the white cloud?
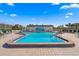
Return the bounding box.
[60,3,79,9]
[65,15,70,19]
[66,13,73,16]
[60,5,70,9]
[10,14,17,17]
[51,3,60,5]
[65,12,73,19]
[7,3,14,6]
[32,18,36,21]
[70,3,79,8]
[0,9,3,13]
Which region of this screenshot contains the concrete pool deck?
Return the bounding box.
[0,32,79,56]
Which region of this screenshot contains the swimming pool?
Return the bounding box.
[15,32,64,43]
[5,32,75,48]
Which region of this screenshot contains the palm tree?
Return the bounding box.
[65,23,72,29]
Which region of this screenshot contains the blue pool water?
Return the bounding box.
[15,32,65,43]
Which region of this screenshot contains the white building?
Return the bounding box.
[26,25,54,32]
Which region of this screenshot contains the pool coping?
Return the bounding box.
[4,32,75,48]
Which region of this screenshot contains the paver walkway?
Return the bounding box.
[0,33,79,56]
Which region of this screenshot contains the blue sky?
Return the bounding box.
[0,3,79,26]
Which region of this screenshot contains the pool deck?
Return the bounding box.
[0,32,79,56]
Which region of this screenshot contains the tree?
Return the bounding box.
[65,23,72,29]
[57,25,64,29]
[12,24,25,30]
[65,23,79,29]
